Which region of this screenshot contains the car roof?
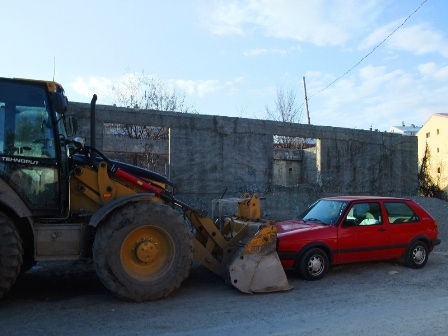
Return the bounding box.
[320,196,412,202]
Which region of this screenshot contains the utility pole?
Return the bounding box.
[302,76,310,125]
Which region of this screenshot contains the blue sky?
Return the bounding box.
[2,0,447,131]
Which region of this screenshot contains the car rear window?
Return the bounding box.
[384,202,419,224]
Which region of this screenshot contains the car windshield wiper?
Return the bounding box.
[304,218,323,223]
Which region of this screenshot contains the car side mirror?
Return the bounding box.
[344,218,357,227]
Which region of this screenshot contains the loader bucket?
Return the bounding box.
[228,225,293,293]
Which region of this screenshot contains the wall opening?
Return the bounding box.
[272,136,316,187]
[103,122,170,177]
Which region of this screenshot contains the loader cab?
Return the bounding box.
[0,77,70,217]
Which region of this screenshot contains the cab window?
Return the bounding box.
[0,83,56,158]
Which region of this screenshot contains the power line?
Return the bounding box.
[308,0,429,100]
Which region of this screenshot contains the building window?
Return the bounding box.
[437,148,440,153]
[437,167,441,174]
[437,129,440,135]
[426,132,430,138]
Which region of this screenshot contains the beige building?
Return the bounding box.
[417,113,448,191]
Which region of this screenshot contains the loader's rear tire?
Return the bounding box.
[0,213,23,299]
[93,201,193,302]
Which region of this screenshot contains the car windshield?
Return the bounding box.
[298,199,349,225]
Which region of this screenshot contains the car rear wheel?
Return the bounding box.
[404,240,428,269]
[298,248,329,280]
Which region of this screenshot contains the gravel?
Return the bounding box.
[1,196,447,336]
[409,196,448,252]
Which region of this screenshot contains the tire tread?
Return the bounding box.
[0,213,23,299]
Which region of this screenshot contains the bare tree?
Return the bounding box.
[105,71,197,173]
[107,71,198,140]
[110,71,197,113]
[266,87,308,149]
[266,87,303,124]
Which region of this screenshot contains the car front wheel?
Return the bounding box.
[404,240,428,269]
[298,248,329,280]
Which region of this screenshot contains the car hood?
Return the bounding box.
[276,219,329,236]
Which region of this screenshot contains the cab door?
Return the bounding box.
[0,80,63,217]
[335,202,390,263]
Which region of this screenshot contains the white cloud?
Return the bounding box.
[243,48,269,57]
[70,73,244,107]
[243,45,298,57]
[174,77,244,97]
[361,22,448,57]
[198,1,248,36]
[359,20,399,50]
[174,79,221,97]
[305,63,448,130]
[418,62,448,80]
[200,0,381,46]
[70,76,112,101]
[390,24,448,57]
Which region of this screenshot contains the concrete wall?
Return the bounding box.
[70,102,418,220]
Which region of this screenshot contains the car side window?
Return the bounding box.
[384,202,419,224]
[344,202,382,226]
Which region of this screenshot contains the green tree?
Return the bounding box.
[418,143,442,198]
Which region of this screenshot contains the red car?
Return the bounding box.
[276,196,441,280]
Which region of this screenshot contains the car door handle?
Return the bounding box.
[378,227,388,232]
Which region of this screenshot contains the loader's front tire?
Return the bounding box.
[0,213,23,299]
[93,201,193,302]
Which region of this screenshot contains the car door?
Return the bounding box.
[335,201,390,263]
[383,201,422,258]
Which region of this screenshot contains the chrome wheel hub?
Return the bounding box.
[308,256,323,275]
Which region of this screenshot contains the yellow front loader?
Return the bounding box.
[70,146,292,301]
[0,77,291,301]
[184,194,291,294]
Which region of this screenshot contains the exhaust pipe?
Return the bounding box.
[90,94,97,148]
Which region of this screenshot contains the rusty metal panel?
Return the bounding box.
[34,224,86,260]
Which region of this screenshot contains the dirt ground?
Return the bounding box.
[1,197,448,336]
